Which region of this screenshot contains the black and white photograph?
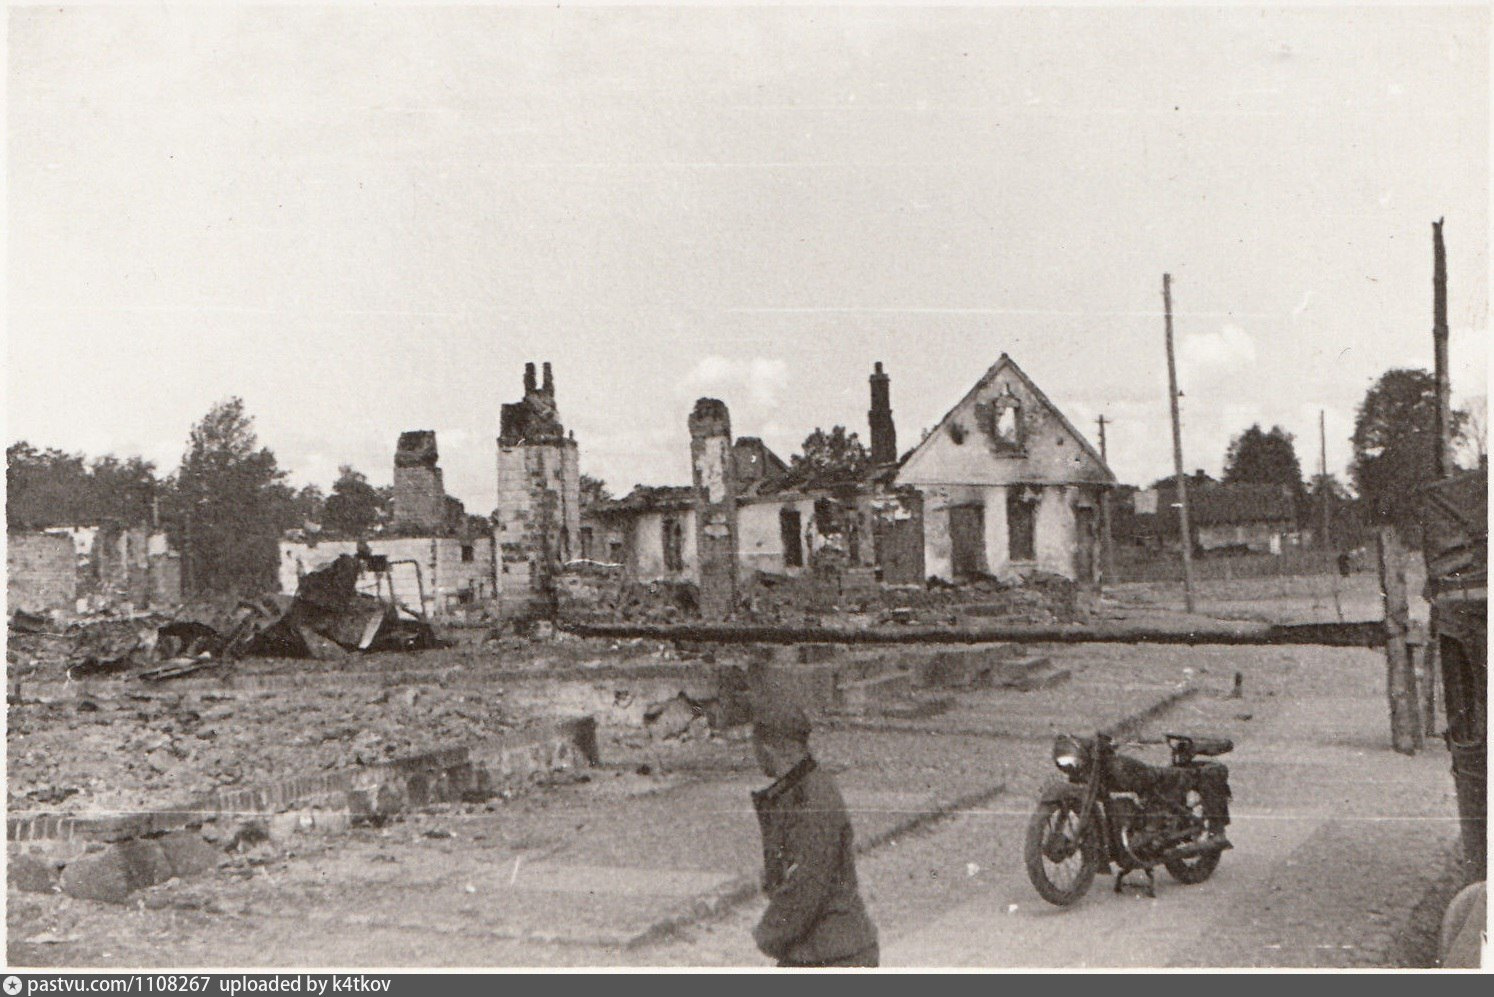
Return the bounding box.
[3,0,1488,973]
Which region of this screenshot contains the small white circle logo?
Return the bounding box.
[3,976,22,995]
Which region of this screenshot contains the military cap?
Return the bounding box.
[751,697,813,743]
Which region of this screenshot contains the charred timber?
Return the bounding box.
[557,620,1386,648]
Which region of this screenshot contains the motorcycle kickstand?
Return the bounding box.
[1113,866,1157,899]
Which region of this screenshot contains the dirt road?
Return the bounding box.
[8,642,1462,968]
[643,644,1462,968]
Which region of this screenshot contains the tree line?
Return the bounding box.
[9,399,402,597]
[1144,368,1483,547]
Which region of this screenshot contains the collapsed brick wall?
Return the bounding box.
[90,523,151,610]
[494,440,580,616]
[7,532,77,614]
[149,554,182,609]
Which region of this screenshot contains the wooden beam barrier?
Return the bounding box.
[558,619,1387,649]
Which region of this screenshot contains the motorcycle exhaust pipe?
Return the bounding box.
[1161,838,1227,861]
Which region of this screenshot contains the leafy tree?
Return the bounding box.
[290,484,326,527]
[7,443,159,529]
[1304,473,1365,550]
[323,465,382,537]
[86,454,159,525]
[579,474,612,510]
[1223,424,1304,494]
[1351,368,1467,541]
[7,442,90,528]
[167,397,289,596]
[790,426,870,483]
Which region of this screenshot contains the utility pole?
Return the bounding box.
[1163,273,1196,613]
[1321,409,1343,621]
[1097,415,1116,586]
[1433,218,1453,479]
[1319,409,1332,551]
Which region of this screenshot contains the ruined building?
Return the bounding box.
[895,354,1115,582]
[275,363,584,621]
[7,521,181,617]
[494,362,581,616]
[393,430,466,534]
[583,355,1115,590]
[279,431,494,618]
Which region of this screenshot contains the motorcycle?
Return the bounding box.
[1024,731,1234,906]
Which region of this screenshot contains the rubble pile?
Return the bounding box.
[555,562,624,621]
[7,612,168,681]
[740,568,1082,627]
[741,571,880,623]
[613,579,701,624]
[7,683,520,816]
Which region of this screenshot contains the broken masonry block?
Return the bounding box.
[59,839,173,904]
[155,830,221,878]
[9,854,60,893]
[837,671,913,710]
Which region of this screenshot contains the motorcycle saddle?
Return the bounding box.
[1166,733,1233,757]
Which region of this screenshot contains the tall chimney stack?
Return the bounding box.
[542,361,554,396]
[869,361,897,464]
[523,362,537,395]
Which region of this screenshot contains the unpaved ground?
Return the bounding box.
[5,636,703,814]
[638,645,1464,968]
[7,639,1466,968]
[1108,569,1426,626]
[7,645,1196,966]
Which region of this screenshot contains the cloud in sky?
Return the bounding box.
[1179,323,1258,388]
[680,356,791,410]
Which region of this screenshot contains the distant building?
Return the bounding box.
[894,355,1116,583]
[1190,484,1298,554]
[583,354,1116,588]
[1123,480,1298,555]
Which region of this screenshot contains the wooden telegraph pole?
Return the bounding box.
[1097,414,1116,585]
[1321,409,1343,621]
[1163,273,1196,613]
[1433,218,1453,479]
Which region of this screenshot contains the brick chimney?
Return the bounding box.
[869,361,897,464]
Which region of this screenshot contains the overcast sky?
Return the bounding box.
[7,4,1488,513]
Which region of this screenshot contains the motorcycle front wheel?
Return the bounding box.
[1164,789,1222,885]
[1024,799,1099,906]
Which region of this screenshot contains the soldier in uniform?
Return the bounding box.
[749,699,879,968]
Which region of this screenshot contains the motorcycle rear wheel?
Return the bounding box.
[1024,799,1099,906]
[1164,790,1222,885]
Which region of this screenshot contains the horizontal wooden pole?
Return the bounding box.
[558,619,1386,649]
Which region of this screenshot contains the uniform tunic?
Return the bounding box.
[751,757,879,967]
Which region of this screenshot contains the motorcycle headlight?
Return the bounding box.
[1053,735,1086,773]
